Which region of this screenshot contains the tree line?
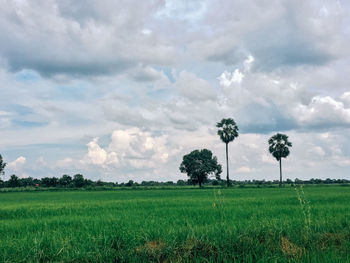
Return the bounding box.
[0,173,348,189]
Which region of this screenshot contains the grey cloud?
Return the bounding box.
[193,0,346,69]
[0,0,178,76]
[129,65,169,83]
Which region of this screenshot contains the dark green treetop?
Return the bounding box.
[216,118,239,144]
[0,154,6,177]
[179,149,222,187]
[268,133,292,161]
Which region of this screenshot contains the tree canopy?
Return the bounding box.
[0,154,6,177]
[179,149,222,187]
[268,133,292,161]
[216,118,239,144]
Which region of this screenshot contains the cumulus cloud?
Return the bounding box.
[295,95,350,129]
[218,69,244,87]
[8,156,26,170]
[82,137,118,167]
[81,128,169,171]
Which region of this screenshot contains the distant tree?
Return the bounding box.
[268,133,292,187]
[216,118,239,187]
[0,154,6,177]
[286,178,293,185]
[8,174,20,187]
[41,177,59,187]
[176,180,186,186]
[73,174,85,188]
[20,177,35,187]
[59,174,72,187]
[179,149,222,188]
[125,180,134,187]
[212,180,219,186]
[95,180,104,186]
[84,179,93,187]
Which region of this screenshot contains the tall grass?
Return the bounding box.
[0,186,349,262]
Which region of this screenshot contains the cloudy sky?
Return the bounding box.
[1,0,350,182]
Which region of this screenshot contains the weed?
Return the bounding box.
[294,184,312,234]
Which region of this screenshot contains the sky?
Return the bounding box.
[1,0,350,183]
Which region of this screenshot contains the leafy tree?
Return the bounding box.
[59,174,72,187]
[176,180,186,186]
[179,149,222,187]
[216,118,239,187]
[0,154,6,177]
[268,133,292,187]
[41,177,59,187]
[73,174,85,188]
[8,174,20,187]
[212,180,219,186]
[125,180,134,187]
[20,177,35,187]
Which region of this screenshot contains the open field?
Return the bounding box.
[0,186,349,262]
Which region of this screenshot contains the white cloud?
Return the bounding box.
[81,128,169,171]
[235,166,254,173]
[218,69,244,87]
[83,138,109,166]
[8,156,26,170]
[295,95,350,128]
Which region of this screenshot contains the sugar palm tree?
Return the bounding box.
[216,118,239,187]
[268,133,292,187]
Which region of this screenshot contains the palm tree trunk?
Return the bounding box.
[279,159,282,187]
[226,143,229,187]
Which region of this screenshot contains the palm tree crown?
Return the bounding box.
[216,118,239,144]
[268,133,292,161]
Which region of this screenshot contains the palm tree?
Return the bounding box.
[216,118,239,187]
[268,133,292,187]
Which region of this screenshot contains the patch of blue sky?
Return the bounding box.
[154,66,176,83]
[3,143,85,162]
[182,61,227,85]
[156,0,207,22]
[12,120,48,128]
[53,83,91,101]
[15,69,41,82]
[3,104,34,116]
[146,88,173,101]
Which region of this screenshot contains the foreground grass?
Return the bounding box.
[0,186,349,262]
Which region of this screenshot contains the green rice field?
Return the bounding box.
[0,186,349,262]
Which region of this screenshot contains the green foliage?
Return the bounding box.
[58,174,72,187]
[125,180,134,187]
[41,177,59,187]
[179,149,222,187]
[73,174,85,188]
[0,154,6,176]
[268,133,292,161]
[0,187,349,262]
[8,174,19,187]
[216,118,239,144]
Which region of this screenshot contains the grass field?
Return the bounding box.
[0,186,349,262]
